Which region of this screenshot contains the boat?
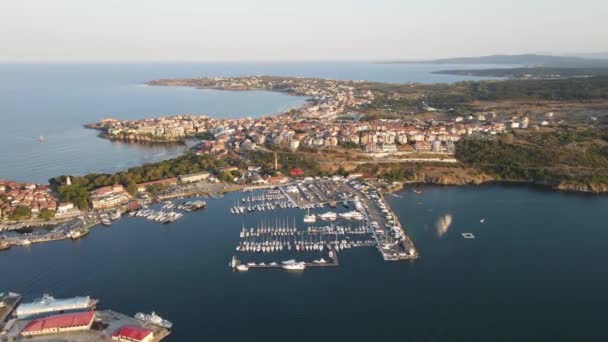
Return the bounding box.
[184,200,207,212]
[282,262,306,271]
[318,212,337,221]
[20,239,31,246]
[110,210,121,220]
[236,264,249,271]
[135,311,173,329]
[303,209,316,223]
[101,218,112,226]
[480,218,486,223]
[313,258,327,264]
[15,294,98,319]
[67,229,89,240]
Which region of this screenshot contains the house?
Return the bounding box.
[178,172,210,183]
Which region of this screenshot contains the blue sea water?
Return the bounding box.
[1,185,607,341]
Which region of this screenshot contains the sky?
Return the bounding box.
[1,0,607,62]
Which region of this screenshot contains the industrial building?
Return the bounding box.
[20,311,95,336]
[112,325,154,342]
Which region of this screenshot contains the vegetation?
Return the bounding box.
[455,129,608,186]
[9,206,31,221]
[243,149,322,177]
[38,208,55,221]
[49,152,233,209]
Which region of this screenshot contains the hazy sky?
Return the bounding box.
[1,0,606,62]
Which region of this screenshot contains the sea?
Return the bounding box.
[3,62,606,341]
[1,185,607,341]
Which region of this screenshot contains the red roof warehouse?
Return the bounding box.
[20,311,96,336]
[112,325,154,342]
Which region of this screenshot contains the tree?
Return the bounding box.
[126,180,138,196]
[9,206,31,221]
[38,208,55,221]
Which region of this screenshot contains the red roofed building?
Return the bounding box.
[112,326,154,342]
[20,311,95,336]
[289,168,304,177]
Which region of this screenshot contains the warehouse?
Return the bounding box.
[112,325,154,342]
[20,311,95,336]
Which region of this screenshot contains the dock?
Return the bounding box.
[2,310,170,342]
[0,293,21,330]
[230,177,418,271]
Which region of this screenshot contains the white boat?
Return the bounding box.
[135,311,173,329]
[318,212,337,221]
[303,214,316,223]
[110,210,121,220]
[313,258,327,264]
[282,262,306,270]
[480,218,486,223]
[236,264,249,271]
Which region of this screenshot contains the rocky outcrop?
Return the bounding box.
[554,181,608,194]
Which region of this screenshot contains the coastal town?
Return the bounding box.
[1,76,565,240]
[87,76,547,157]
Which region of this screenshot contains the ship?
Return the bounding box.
[15,294,98,319]
[135,311,173,329]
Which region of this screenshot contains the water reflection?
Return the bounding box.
[436,213,453,238]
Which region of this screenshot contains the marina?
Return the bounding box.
[230,177,418,271]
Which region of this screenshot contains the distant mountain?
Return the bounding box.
[383,54,608,68]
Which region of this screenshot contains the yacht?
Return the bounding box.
[303,209,316,223]
[135,311,173,329]
[318,212,337,221]
[282,262,306,270]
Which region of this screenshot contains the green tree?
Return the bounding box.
[38,208,55,221]
[9,206,31,221]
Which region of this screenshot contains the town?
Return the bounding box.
[87,76,549,158]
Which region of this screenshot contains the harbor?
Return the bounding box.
[0,292,171,341]
[230,177,418,271]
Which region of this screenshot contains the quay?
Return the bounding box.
[1,292,171,342]
[0,293,21,331]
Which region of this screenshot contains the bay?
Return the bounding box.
[1,185,606,341]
